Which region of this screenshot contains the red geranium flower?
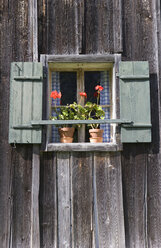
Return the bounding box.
[50,90,62,99]
[57,92,62,99]
[79,92,87,98]
[94,92,98,98]
[95,85,104,91]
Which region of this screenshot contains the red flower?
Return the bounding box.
[57,92,62,99]
[79,92,87,98]
[50,90,62,99]
[94,92,98,98]
[95,85,104,91]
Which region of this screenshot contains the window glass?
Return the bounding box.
[85,71,111,142]
[60,72,77,105]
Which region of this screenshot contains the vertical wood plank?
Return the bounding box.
[122,145,147,248]
[113,0,122,52]
[71,152,92,248]
[11,145,33,248]
[31,145,40,248]
[57,152,71,248]
[39,152,57,248]
[9,62,23,143]
[22,62,33,143]
[45,0,79,54]
[84,0,122,54]
[94,152,125,248]
[32,63,43,143]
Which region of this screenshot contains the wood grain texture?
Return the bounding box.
[11,145,33,248]
[31,145,40,248]
[47,143,123,152]
[122,144,148,248]
[84,0,122,54]
[39,152,57,248]
[38,0,78,55]
[71,152,93,248]
[38,0,122,55]
[0,0,36,246]
[57,152,71,248]
[122,0,161,247]
[94,152,125,248]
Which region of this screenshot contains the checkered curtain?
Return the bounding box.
[100,71,111,142]
[52,72,60,142]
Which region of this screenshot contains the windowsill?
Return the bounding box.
[47,142,123,152]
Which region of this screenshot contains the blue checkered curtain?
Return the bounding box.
[100,71,111,142]
[52,72,60,142]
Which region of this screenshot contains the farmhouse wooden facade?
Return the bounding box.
[1,0,161,247]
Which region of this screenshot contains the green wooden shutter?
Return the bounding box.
[9,62,43,144]
[119,61,151,143]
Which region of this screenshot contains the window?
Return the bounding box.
[9,57,151,146]
[48,61,116,143]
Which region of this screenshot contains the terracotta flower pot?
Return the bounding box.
[58,127,75,143]
[89,129,104,143]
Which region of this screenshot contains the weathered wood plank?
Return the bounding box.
[11,145,33,248]
[94,152,125,248]
[47,54,115,62]
[47,143,122,152]
[44,0,78,54]
[31,145,40,248]
[39,152,57,248]
[57,152,71,248]
[84,0,122,54]
[113,0,122,52]
[122,144,147,248]
[22,63,33,143]
[0,0,37,246]
[71,152,93,247]
[147,152,161,247]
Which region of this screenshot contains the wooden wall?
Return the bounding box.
[0,0,36,247]
[40,152,125,247]
[1,0,161,247]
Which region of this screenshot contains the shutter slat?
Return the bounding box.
[119,61,151,143]
[22,62,33,143]
[9,62,43,144]
[32,63,43,143]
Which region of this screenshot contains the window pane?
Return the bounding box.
[85,71,100,103]
[85,71,111,142]
[60,72,77,105]
[51,72,77,142]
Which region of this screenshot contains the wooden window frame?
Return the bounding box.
[40,54,121,149]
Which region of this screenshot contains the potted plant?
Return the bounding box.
[50,90,87,143]
[85,85,105,143]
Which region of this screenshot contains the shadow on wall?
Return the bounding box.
[150,73,160,154]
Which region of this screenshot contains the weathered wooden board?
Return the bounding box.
[57,152,71,248]
[94,152,125,248]
[31,145,40,248]
[11,145,33,248]
[38,0,79,54]
[71,152,93,247]
[39,152,57,248]
[122,144,147,248]
[0,0,37,247]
